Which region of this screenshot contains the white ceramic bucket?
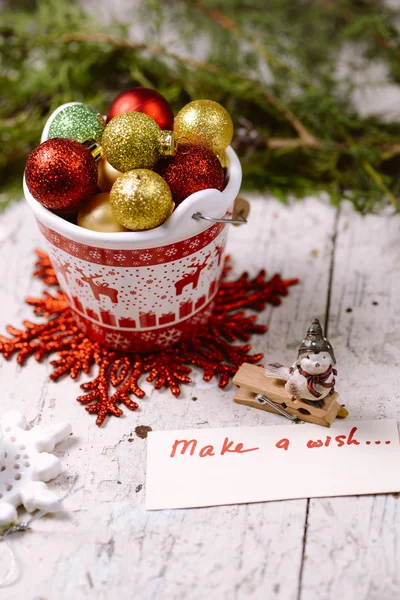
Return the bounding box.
[24,116,243,352]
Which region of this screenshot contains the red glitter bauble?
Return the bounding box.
[25,138,98,211]
[106,87,174,130]
[157,143,225,205]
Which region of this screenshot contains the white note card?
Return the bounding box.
[146,420,400,510]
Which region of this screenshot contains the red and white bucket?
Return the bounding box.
[23,116,243,352]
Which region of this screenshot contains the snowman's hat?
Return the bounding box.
[296,318,336,364]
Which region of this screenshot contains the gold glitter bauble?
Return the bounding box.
[77,193,128,232]
[110,169,174,230]
[174,100,234,153]
[102,112,161,172]
[97,158,124,192]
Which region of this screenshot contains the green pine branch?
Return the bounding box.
[1,0,400,213]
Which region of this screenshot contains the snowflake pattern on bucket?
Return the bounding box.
[37,221,228,352]
[155,327,182,348]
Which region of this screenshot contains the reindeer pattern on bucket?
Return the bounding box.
[52,258,71,284]
[174,254,211,296]
[46,226,227,333]
[76,268,119,304]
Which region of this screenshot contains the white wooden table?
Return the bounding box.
[0,195,399,600]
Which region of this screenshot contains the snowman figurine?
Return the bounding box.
[265,318,337,408]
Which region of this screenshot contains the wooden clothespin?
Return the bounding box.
[233,363,348,428]
[232,196,250,225]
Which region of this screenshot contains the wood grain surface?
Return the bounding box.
[0,196,399,600]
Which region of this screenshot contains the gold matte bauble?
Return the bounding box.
[110,169,174,231]
[174,100,233,154]
[77,193,128,232]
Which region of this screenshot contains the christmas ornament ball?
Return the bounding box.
[77,193,128,232]
[102,112,162,172]
[48,104,105,143]
[174,100,233,154]
[107,87,174,130]
[25,138,98,211]
[97,157,124,192]
[157,143,225,204]
[110,169,174,230]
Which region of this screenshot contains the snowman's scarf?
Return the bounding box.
[297,365,337,398]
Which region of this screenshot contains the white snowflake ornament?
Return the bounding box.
[0,411,71,526]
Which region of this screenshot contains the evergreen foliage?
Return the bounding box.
[1,0,400,212]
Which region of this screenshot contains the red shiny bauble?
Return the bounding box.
[157,143,225,205]
[107,87,174,130]
[25,138,98,211]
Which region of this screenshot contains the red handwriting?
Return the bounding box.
[276,438,290,451]
[170,437,259,458]
[221,438,259,455]
[366,440,391,445]
[169,429,392,458]
[170,439,197,457]
[275,427,392,451]
[307,439,323,448]
[307,426,361,448]
[199,445,215,457]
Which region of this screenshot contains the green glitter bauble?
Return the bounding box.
[102,112,162,173]
[48,104,106,143]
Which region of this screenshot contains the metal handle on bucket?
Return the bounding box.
[192,212,247,225]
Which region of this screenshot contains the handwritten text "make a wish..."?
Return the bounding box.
[169,426,392,457]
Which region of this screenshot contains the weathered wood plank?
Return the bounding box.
[300,202,400,600]
[0,196,337,599]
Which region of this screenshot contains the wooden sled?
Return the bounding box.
[233,363,348,428]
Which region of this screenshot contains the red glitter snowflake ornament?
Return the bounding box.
[0,250,298,427]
